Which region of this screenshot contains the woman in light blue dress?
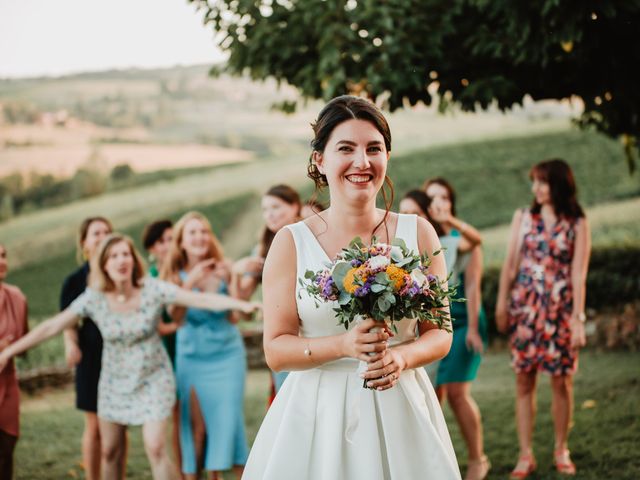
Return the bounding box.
[162,211,248,480]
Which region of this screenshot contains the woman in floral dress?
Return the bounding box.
[496,159,591,478]
[0,234,258,480]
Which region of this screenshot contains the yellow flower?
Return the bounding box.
[386,265,407,291]
[343,267,366,294]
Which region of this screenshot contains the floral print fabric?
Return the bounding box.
[508,210,578,376]
[70,277,178,424]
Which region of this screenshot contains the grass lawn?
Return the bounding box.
[15,350,640,479]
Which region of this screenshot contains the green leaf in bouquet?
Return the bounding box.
[382,291,396,305]
[395,256,414,268]
[349,236,365,249]
[371,283,387,293]
[332,261,351,292]
[390,246,403,262]
[391,237,408,251]
[338,291,351,305]
[374,272,390,283]
[377,296,391,312]
[371,309,386,322]
[304,270,316,280]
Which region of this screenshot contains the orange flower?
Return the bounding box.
[343,267,367,294]
[386,265,407,291]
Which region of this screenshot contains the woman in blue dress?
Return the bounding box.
[162,211,248,480]
[424,179,490,480]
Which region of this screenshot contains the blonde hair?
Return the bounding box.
[89,234,146,291]
[160,211,224,284]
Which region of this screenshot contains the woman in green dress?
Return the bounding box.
[401,185,489,480]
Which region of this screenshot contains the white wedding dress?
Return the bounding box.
[243,214,461,480]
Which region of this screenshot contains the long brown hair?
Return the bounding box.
[308,95,394,237]
[76,216,113,264]
[259,185,301,258]
[423,177,457,237]
[161,211,224,284]
[89,234,145,292]
[529,159,584,218]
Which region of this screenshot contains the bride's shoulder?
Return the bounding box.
[416,216,440,252]
[263,228,297,278]
[269,226,296,255]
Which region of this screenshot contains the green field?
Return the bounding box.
[387,129,639,229]
[15,350,640,479]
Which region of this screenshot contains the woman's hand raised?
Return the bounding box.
[183,258,217,289]
[340,318,389,363]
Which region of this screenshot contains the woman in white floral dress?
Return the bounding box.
[0,234,259,480]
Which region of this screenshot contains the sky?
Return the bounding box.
[0,0,226,78]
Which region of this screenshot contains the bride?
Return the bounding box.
[242,95,461,479]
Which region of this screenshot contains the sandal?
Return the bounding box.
[465,454,491,480]
[509,453,537,479]
[554,448,576,475]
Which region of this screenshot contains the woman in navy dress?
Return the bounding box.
[60,216,113,480]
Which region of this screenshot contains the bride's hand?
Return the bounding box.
[341,318,389,362]
[361,348,408,391]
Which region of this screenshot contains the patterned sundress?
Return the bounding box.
[69,277,178,424]
[508,209,579,376]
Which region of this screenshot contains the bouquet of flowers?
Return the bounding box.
[300,237,458,386]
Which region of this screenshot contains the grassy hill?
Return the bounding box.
[388,129,639,229]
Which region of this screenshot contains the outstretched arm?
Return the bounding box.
[0,309,80,371]
[172,287,259,315]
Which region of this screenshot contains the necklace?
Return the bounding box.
[115,293,127,303]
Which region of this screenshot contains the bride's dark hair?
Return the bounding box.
[308,95,394,237]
